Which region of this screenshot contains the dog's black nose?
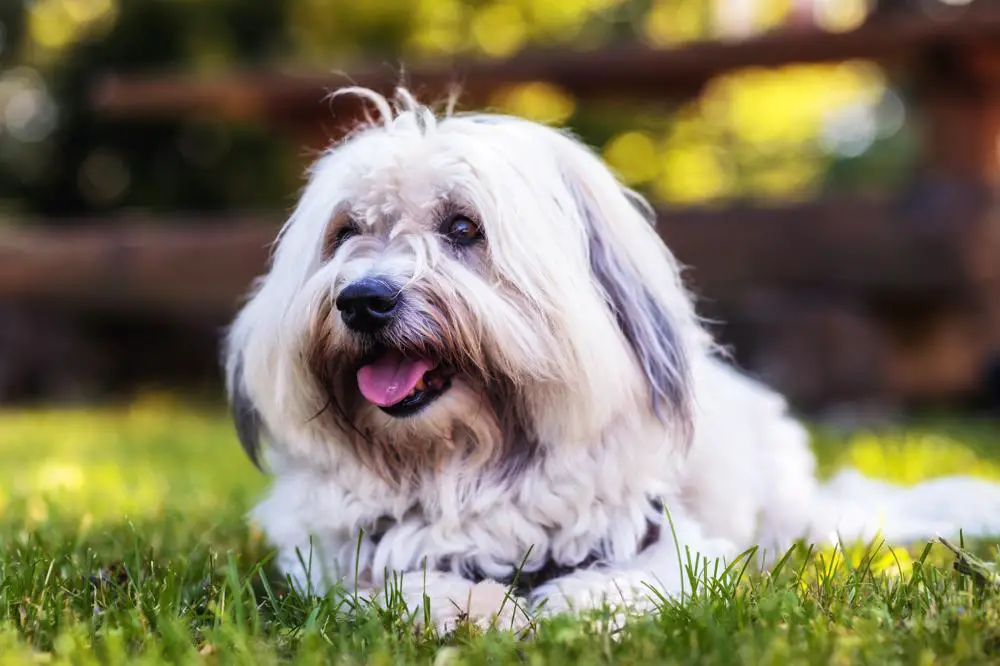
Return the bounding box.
[335,278,400,332]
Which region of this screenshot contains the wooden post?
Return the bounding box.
[918,41,1000,187]
[886,39,1000,402]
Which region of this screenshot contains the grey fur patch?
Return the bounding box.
[229,357,264,471]
[485,376,541,481]
[571,183,692,431]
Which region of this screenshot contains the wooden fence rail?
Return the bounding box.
[4,2,1000,409]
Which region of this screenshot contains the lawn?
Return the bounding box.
[2,398,1000,665]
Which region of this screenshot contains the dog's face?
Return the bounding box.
[226,89,702,482]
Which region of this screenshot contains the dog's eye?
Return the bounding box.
[442,215,483,246]
[327,223,359,256]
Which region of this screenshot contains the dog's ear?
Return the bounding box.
[224,346,265,471]
[566,176,693,434]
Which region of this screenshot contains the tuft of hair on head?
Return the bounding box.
[327,86,443,138]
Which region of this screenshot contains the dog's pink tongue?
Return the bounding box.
[357,351,432,407]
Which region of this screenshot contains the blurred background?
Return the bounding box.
[0,0,998,420]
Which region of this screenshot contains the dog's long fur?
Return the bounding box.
[224,88,1000,629]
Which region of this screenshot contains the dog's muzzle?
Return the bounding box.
[336,275,457,417]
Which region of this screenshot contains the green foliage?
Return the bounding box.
[0,0,299,220]
[2,404,1000,663]
[0,0,915,224]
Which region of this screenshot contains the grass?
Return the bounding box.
[2,397,1000,664]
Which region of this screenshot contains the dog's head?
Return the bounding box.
[225,88,705,483]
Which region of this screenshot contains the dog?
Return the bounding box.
[224,87,1000,632]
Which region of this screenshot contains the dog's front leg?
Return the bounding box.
[374,570,531,634]
[275,538,531,633]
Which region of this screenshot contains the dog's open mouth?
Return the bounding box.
[356,348,454,417]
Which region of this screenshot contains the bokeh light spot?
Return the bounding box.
[875,88,907,139]
[471,2,528,58]
[28,0,76,51]
[407,0,466,56]
[28,0,118,55]
[815,0,868,33]
[603,131,659,185]
[489,82,575,125]
[820,102,878,158]
[655,144,731,204]
[523,0,591,41]
[63,0,115,24]
[5,87,59,143]
[642,0,707,47]
[78,149,131,205]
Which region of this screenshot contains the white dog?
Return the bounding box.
[224,87,1000,631]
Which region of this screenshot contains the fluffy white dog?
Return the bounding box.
[224,87,1000,631]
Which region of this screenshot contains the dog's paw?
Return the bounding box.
[396,574,531,635]
[424,581,531,635]
[463,580,532,633]
[532,582,644,640]
[533,572,652,614]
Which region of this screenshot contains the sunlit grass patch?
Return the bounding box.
[1,403,999,663]
[0,399,264,528]
[838,433,1000,484]
[812,420,1000,484]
